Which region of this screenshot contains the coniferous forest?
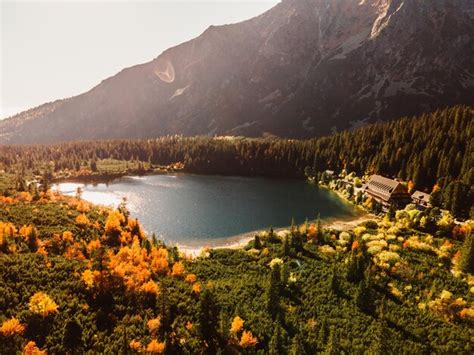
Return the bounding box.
[0,105,473,354]
[1,105,472,218]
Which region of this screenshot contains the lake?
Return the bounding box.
[54,174,359,246]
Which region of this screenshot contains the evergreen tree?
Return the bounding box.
[269,325,283,355]
[355,272,375,314]
[62,318,84,352]
[460,232,474,274]
[317,317,329,349]
[289,333,306,355]
[267,264,281,319]
[316,213,324,243]
[282,235,291,257]
[329,265,341,295]
[369,319,389,355]
[197,289,220,353]
[324,327,340,355]
[254,234,262,249]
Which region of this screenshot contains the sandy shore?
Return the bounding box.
[177,213,376,258]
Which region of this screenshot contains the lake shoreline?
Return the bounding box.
[54,173,372,258]
[177,212,375,257]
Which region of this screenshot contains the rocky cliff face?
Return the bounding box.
[1,0,473,143]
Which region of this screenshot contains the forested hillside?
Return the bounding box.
[0,105,473,353]
[1,105,472,218]
[0,186,473,353]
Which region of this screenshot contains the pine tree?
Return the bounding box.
[269,325,283,355]
[254,234,262,249]
[317,317,329,349]
[197,289,220,352]
[282,235,291,257]
[355,272,374,314]
[460,232,474,274]
[324,327,340,355]
[289,333,306,355]
[62,318,84,351]
[329,265,340,295]
[268,264,281,319]
[369,319,389,355]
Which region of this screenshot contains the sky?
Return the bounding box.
[0,0,278,120]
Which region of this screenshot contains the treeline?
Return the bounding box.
[1,105,472,215]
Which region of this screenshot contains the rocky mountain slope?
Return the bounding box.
[1,0,473,144]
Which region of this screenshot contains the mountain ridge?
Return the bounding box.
[1,0,473,144]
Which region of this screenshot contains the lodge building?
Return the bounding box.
[411,190,432,209]
[363,175,411,209]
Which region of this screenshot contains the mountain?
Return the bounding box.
[1,0,473,144]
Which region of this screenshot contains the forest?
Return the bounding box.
[0,185,473,354]
[0,105,473,353]
[0,105,472,219]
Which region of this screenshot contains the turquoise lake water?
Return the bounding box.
[54,174,358,245]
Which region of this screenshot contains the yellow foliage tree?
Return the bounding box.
[75,214,90,226]
[185,274,197,283]
[82,269,100,289]
[140,280,160,295]
[0,317,25,336]
[240,330,257,347]
[86,239,101,254]
[171,261,185,277]
[28,292,58,317]
[62,230,74,242]
[146,339,165,353]
[0,221,16,240]
[23,341,46,355]
[19,225,35,241]
[230,316,244,334]
[192,283,201,294]
[147,316,161,334]
[129,339,142,351]
[105,210,125,235]
[307,223,317,241]
[108,238,151,292]
[76,200,91,213]
[149,247,169,275]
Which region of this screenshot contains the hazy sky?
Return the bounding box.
[0,0,278,119]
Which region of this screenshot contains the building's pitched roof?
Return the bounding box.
[367,175,400,191]
[412,190,431,203]
[364,175,408,202]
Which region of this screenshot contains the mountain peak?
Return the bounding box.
[1,0,473,144]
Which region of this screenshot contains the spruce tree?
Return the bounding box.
[268,264,281,319]
[197,289,220,352]
[460,232,474,274]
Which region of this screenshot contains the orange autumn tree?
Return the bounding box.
[103,209,147,247]
[230,316,244,334]
[171,261,185,277]
[129,340,142,352]
[140,280,160,295]
[28,292,58,317]
[240,330,258,347]
[146,339,165,353]
[104,209,126,245]
[185,273,197,283]
[0,221,17,252]
[192,283,201,294]
[149,247,169,275]
[75,213,90,226]
[108,237,151,292]
[307,223,317,242]
[147,316,161,335]
[23,341,46,355]
[0,317,25,336]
